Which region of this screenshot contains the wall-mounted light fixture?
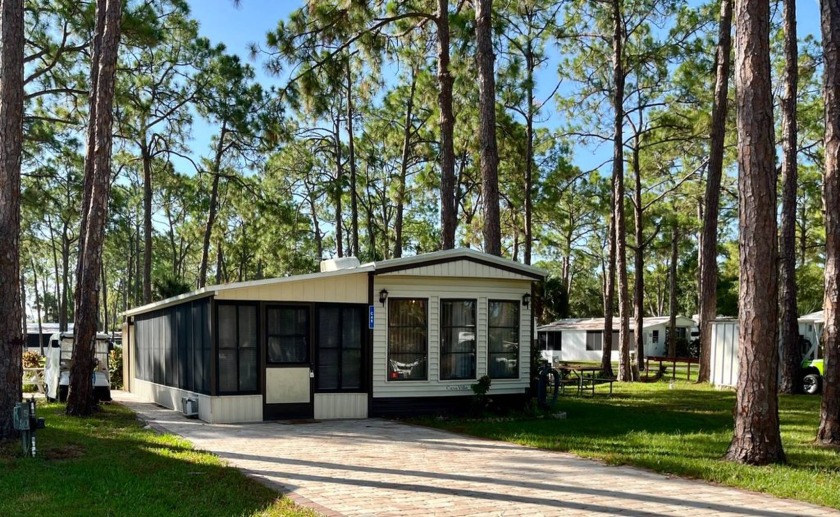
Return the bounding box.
[522,293,531,308]
[379,289,389,306]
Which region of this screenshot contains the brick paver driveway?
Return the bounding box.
[113,392,837,516]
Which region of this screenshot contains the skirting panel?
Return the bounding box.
[314,393,368,419]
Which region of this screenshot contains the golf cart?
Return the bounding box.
[799,335,825,395]
[44,332,113,402]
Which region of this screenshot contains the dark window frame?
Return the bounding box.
[586,330,603,351]
[215,301,260,395]
[265,304,310,365]
[387,297,429,382]
[315,304,367,393]
[440,298,477,381]
[488,299,520,379]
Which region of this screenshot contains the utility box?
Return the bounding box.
[13,402,30,431]
[181,397,199,418]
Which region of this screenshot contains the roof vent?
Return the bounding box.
[320,256,361,272]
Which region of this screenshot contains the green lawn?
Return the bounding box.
[429,380,840,510]
[0,402,315,517]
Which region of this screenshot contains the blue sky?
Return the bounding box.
[183,0,825,173]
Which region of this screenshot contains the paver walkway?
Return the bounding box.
[113,391,838,516]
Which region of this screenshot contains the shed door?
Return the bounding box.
[263,305,314,419]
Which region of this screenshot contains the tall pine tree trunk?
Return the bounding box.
[475,0,501,256]
[726,0,785,464]
[602,211,616,379]
[817,0,840,446]
[779,0,800,394]
[632,139,645,366]
[437,0,457,249]
[0,0,24,441]
[141,140,152,304]
[524,40,535,265]
[611,0,631,381]
[67,0,122,417]
[668,223,679,358]
[334,113,344,257]
[346,61,359,257]
[698,0,733,383]
[394,70,416,259]
[198,123,227,288]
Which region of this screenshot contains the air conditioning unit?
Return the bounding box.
[181,397,199,418]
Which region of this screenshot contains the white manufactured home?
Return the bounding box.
[121,249,545,423]
[536,316,697,363]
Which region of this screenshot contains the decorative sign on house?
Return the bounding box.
[121,248,545,423]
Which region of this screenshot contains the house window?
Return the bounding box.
[388,299,428,381]
[317,306,364,391]
[488,300,519,379]
[546,332,562,351]
[441,300,477,380]
[586,331,602,351]
[652,330,659,343]
[217,303,258,394]
[266,306,309,364]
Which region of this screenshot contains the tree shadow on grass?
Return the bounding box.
[0,403,313,517]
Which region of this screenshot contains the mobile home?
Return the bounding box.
[537,316,697,363]
[122,249,545,423]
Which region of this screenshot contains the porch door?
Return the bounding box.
[263,305,314,419]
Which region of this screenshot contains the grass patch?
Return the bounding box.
[0,402,316,517]
[427,381,840,510]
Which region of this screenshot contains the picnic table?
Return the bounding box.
[23,367,46,394]
[556,364,615,396]
[645,355,698,381]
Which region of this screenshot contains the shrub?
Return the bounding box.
[109,347,123,389]
[22,351,43,368]
[470,375,492,415]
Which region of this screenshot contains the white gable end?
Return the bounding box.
[378,259,534,280]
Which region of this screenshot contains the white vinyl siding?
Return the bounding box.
[379,260,535,281]
[216,273,368,304]
[373,276,531,398]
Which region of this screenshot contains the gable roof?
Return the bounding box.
[538,315,697,332]
[373,248,546,280]
[124,248,545,318]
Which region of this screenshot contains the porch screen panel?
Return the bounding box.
[488,301,519,379]
[388,299,428,381]
[267,306,308,363]
[238,305,258,391]
[132,298,211,395]
[317,306,364,391]
[440,300,476,380]
[341,307,362,389]
[217,305,238,392]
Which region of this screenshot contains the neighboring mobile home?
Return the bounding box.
[536,316,697,363]
[121,249,545,423]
